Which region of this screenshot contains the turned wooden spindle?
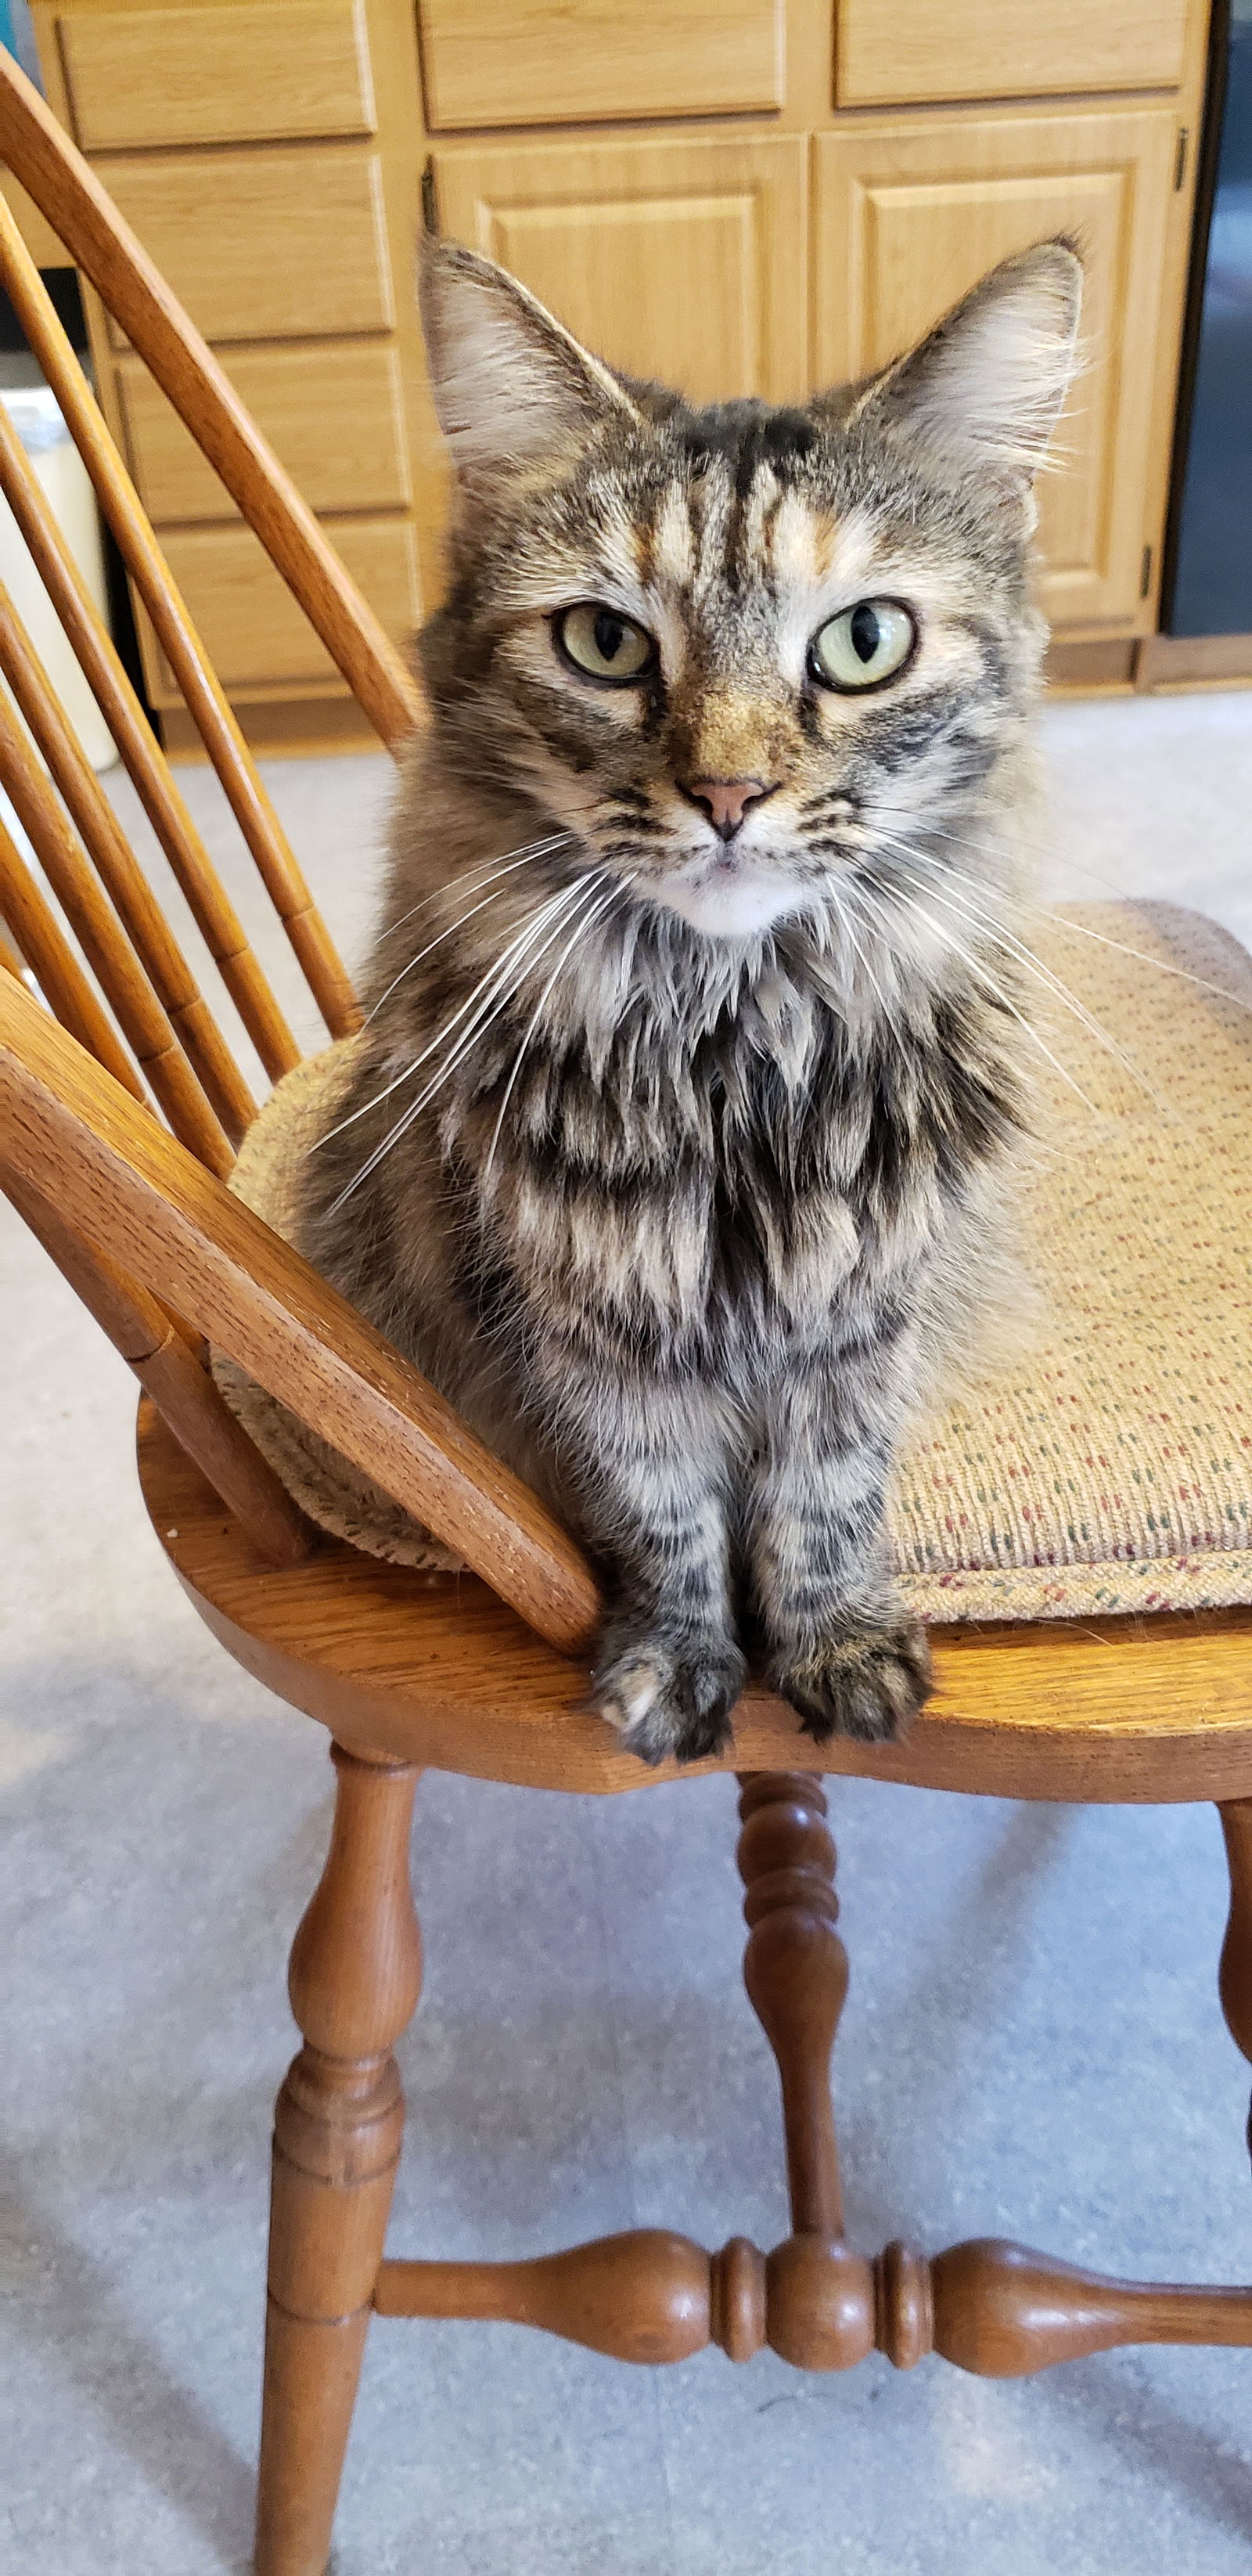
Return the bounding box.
[736,1772,846,2236]
[255,1745,423,2576]
[1218,1800,1252,2165]
[376,2228,876,2371]
[376,2228,1252,2377]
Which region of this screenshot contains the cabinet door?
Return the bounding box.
[434,135,808,408]
[813,111,1182,630]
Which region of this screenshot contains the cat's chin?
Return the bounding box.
[646,862,807,941]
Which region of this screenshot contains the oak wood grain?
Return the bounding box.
[0,809,143,1097]
[2,1163,312,1568]
[0,971,601,1656]
[0,674,233,1171]
[374,2229,1252,2373]
[60,0,376,152]
[135,1403,1252,1804]
[833,0,1189,109]
[117,341,412,527]
[0,51,422,751]
[736,1773,845,2236]
[0,388,297,1085]
[0,178,361,1043]
[421,0,784,132]
[257,1742,422,2576]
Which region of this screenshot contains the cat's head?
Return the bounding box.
[417,237,1081,942]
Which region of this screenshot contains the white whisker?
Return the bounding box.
[854,872,1100,1114]
[311,877,587,1155]
[481,881,624,1180]
[323,874,604,1212]
[365,835,576,1022]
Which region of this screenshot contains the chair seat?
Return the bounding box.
[140,1401,1252,1804]
[213,902,1252,1628]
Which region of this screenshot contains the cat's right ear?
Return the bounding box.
[419,239,642,479]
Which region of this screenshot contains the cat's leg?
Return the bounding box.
[749,1350,931,1745]
[559,1367,745,1765]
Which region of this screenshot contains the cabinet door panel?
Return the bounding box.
[813,112,1179,628]
[419,0,783,132]
[145,518,420,699]
[59,1,375,150]
[833,0,1189,110]
[434,136,807,406]
[117,344,412,523]
[99,147,392,344]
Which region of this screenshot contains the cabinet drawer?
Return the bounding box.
[117,344,412,523]
[833,0,1189,110]
[58,2,376,150]
[100,148,392,346]
[419,0,783,131]
[149,518,420,695]
[434,135,807,406]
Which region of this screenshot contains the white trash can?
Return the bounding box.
[0,381,115,772]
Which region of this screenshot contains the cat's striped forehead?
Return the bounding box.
[504,440,902,676]
[629,458,848,600]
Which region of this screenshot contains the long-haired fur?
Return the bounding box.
[299,236,1082,1760]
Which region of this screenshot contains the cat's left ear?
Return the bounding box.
[419,238,643,479]
[841,239,1083,493]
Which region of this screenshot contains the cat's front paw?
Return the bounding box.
[589,1623,747,1766]
[772,1612,932,1745]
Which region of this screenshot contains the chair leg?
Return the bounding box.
[1218,1800,1252,2167]
[736,1772,846,2237]
[254,1743,423,2576]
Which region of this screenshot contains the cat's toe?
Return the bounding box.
[590,1627,747,1765]
[773,1613,932,1745]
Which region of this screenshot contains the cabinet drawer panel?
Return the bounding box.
[420,0,783,131]
[101,149,392,345]
[151,518,420,694]
[834,0,1189,110]
[117,344,411,523]
[813,111,1180,626]
[434,135,807,406]
[59,2,375,150]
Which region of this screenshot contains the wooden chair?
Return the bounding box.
[5,52,1252,2576]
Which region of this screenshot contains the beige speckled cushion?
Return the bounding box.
[213,903,1252,1622]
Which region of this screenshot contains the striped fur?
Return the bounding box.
[299,238,1081,1760]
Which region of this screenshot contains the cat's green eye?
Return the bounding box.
[809,599,917,694]
[556,602,657,685]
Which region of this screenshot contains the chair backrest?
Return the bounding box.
[0,52,601,1658]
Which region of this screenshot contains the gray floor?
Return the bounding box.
[3,690,1252,2574]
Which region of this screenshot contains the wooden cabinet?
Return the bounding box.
[56,0,376,149]
[434,134,808,406]
[32,0,434,751]
[420,0,786,131]
[813,110,1182,628]
[27,0,1214,745]
[832,0,1191,111]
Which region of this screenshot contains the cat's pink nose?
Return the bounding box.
[681,776,775,842]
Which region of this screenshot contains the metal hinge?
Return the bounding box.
[1140,543,1153,599]
[1175,126,1189,191]
[421,158,440,236]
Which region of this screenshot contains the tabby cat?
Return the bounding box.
[298,234,1082,1764]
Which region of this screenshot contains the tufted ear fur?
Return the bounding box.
[419,238,642,479]
[847,239,1084,489]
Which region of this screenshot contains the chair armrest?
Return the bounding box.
[0,972,600,1656]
